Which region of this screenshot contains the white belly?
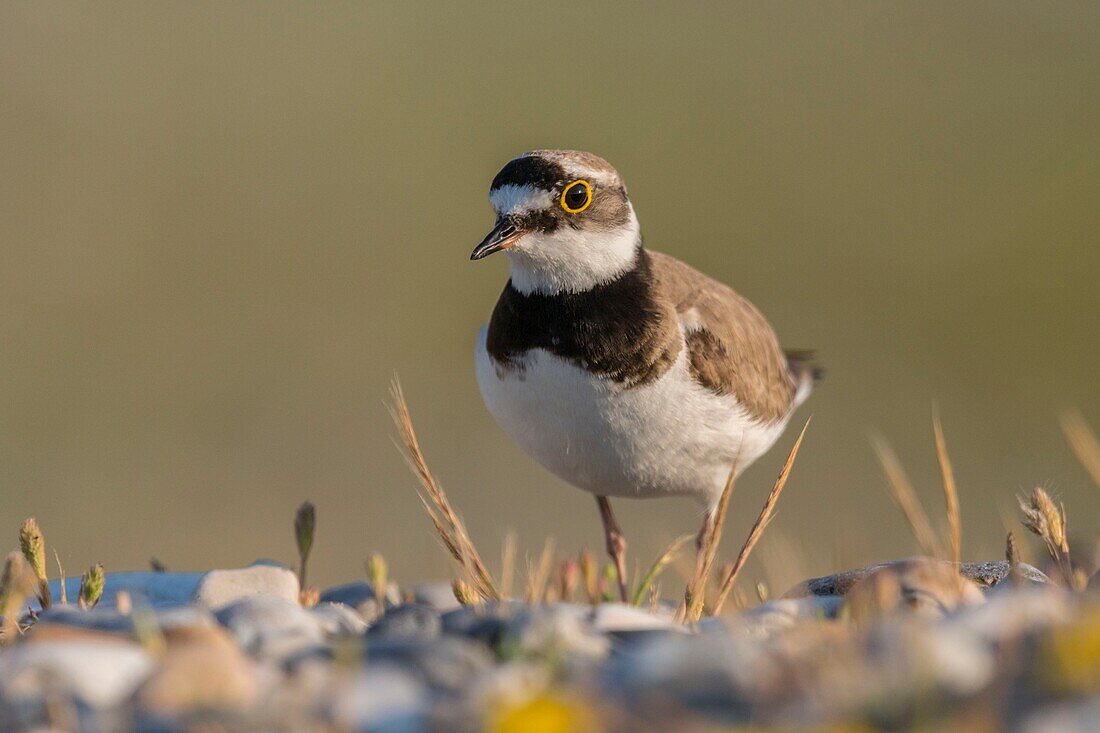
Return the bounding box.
[474,326,788,508]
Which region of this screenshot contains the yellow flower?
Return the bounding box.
[1039,604,1100,693]
[489,693,601,733]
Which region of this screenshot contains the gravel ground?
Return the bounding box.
[0,558,1096,732]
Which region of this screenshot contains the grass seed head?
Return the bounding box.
[18,517,50,609]
[295,501,316,557]
[366,552,389,606]
[1019,487,1068,553]
[452,578,480,607]
[1019,487,1078,588]
[78,563,105,610]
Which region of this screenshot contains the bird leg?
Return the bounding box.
[596,495,629,603]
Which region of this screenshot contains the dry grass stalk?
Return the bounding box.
[635,533,692,608]
[872,436,944,559]
[1005,531,1025,586]
[579,548,599,605]
[500,532,517,600]
[558,558,579,603]
[681,447,742,622]
[712,418,810,615]
[932,415,962,564]
[0,552,37,644]
[524,538,556,604]
[648,582,661,613]
[1061,409,1100,489]
[390,379,499,601]
[19,517,50,610]
[54,550,67,605]
[1018,486,1079,588]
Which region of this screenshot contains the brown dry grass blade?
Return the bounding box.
[932,413,962,564]
[390,378,499,601]
[524,537,557,603]
[680,445,742,622]
[871,436,944,559]
[1061,409,1100,490]
[712,417,811,615]
[637,533,693,608]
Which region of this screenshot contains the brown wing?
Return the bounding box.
[648,250,800,423]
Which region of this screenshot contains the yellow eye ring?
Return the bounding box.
[560,179,593,214]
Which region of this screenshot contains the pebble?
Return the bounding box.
[327,665,429,733]
[319,581,400,623]
[410,581,463,612]
[942,584,1076,645]
[311,602,369,636]
[364,635,494,693]
[605,630,760,723]
[843,558,986,621]
[368,603,441,639]
[1020,698,1100,733]
[134,624,264,716]
[33,604,216,636]
[707,595,843,637]
[214,596,323,660]
[7,558,1091,731]
[788,558,1047,597]
[507,604,609,662]
[590,603,680,633]
[0,637,154,710]
[195,565,300,609]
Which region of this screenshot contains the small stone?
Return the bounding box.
[311,602,368,636]
[788,559,1047,598]
[368,603,441,639]
[363,636,494,693]
[410,581,463,612]
[943,584,1076,646]
[195,565,300,609]
[507,604,609,662]
[1020,698,1100,733]
[590,603,680,633]
[318,581,399,623]
[33,605,216,636]
[441,601,526,640]
[135,625,263,715]
[328,665,428,733]
[844,558,985,621]
[214,596,323,660]
[0,638,154,710]
[604,631,760,721]
[711,596,843,637]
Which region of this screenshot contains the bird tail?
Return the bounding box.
[785,349,823,408]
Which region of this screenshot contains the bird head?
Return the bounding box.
[472,150,641,295]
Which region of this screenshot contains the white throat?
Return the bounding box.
[506,206,642,295]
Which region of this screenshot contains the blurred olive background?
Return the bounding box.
[2,3,1098,591]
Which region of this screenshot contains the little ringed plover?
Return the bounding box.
[471,150,819,601]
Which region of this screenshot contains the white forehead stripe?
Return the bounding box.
[490,184,554,216]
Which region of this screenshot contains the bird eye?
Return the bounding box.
[560,180,592,214]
